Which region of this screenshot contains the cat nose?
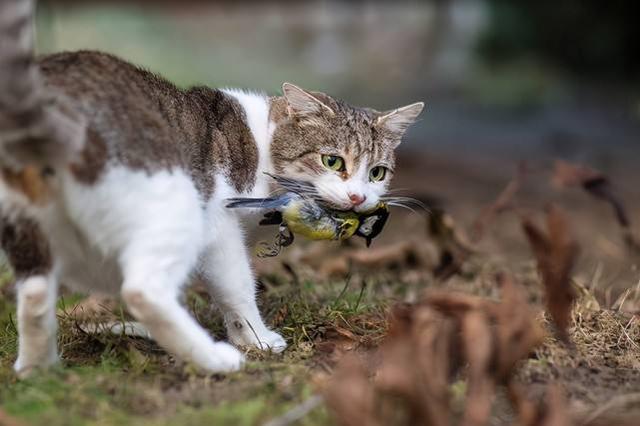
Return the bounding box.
[348,193,366,206]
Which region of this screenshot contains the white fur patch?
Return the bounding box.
[222,89,273,197]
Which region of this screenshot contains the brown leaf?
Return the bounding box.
[328,275,547,426]
[377,306,453,426]
[522,205,578,343]
[427,275,543,384]
[491,273,545,381]
[471,162,527,242]
[324,354,380,426]
[428,209,475,280]
[540,385,573,426]
[552,160,639,251]
[508,382,539,426]
[460,310,494,426]
[509,383,573,426]
[426,275,544,426]
[552,160,603,189]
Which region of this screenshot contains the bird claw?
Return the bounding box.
[255,225,294,258]
[277,225,295,247]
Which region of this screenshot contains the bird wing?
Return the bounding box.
[264,173,318,196]
[225,193,298,210]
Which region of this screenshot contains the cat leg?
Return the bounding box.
[14,274,60,377]
[120,250,245,372]
[117,203,245,373]
[200,215,286,353]
[1,215,60,377]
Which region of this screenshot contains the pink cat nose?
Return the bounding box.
[348,193,366,206]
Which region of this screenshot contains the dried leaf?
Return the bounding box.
[552,160,639,252]
[552,160,603,189]
[429,209,475,280]
[522,205,578,343]
[377,306,453,426]
[472,162,527,242]
[328,275,556,426]
[540,385,573,426]
[324,354,380,426]
[460,310,494,426]
[492,273,545,381]
[508,382,539,426]
[427,275,544,425]
[509,383,573,426]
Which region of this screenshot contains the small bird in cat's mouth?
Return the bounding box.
[226,175,390,257]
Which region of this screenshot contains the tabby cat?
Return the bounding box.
[0,48,423,376]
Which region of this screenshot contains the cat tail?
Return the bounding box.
[0,0,85,170]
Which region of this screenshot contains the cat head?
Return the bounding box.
[271,83,423,213]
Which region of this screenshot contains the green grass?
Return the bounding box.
[0,262,392,426]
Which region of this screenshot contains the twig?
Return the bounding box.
[244,316,264,351]
[263,395,323,426]
[612,288,631,312]
[615,316,639,350]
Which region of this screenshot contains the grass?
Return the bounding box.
[0,262,392,426]
[2,245,639,424]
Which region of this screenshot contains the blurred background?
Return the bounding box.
[34,0,640,281]
[35,0,640,167]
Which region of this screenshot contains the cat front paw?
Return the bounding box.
[254,330,287,353]
[197,342,245,373]
[227,321,287,353]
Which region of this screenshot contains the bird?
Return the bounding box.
[225,175,390,256]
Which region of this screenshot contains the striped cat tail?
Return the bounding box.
[0,0,85,170]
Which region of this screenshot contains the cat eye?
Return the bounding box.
[369,166,387,182]
[321,155,345,172]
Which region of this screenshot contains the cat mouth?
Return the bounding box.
[316,197,361,212]
[265,173,368,212]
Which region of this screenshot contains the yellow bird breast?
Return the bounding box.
[282,203,359,241]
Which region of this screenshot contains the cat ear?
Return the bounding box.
[282,82,335,120]
[375,102,424,141]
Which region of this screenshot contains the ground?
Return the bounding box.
[1,151,639,425]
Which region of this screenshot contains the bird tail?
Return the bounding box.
[0,0,85,170]
[225,196,292,210]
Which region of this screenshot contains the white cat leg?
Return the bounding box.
[200,215,287,353]
[121,280,244,372]
[119,234,244,373]
[14,274,59,377]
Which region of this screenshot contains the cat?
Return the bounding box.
[0,47,423,376]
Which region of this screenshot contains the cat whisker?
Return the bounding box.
[386,201,419,214]
[381,196,430,212]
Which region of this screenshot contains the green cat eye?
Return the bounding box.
[369,166,387,182]
[321,155,345,172]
